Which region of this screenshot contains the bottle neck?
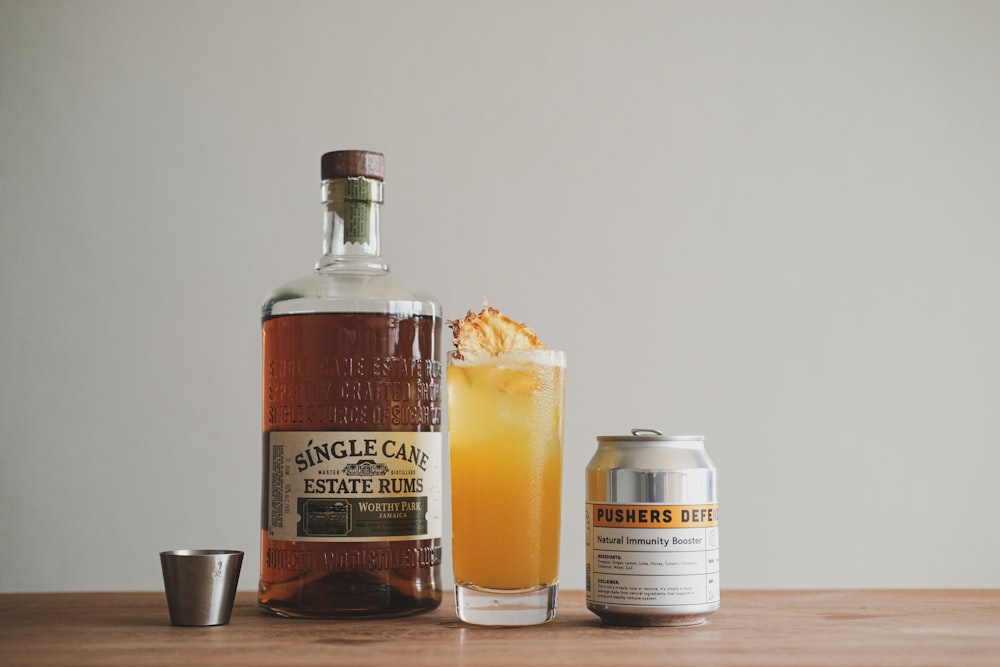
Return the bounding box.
[316,177,388,273]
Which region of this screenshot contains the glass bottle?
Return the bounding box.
[259,150,443,618]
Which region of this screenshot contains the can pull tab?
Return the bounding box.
[631,428,664,436]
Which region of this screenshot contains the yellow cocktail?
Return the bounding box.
[448,348,566,625]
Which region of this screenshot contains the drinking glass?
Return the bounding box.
[447,349,566,625]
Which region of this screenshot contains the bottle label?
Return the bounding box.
[265,431,442,542]
[586,502,720,608]
[342,177,382,202]
[344,201,371,244]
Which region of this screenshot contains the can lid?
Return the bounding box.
[321,150,385,181]
[597,428,704,443]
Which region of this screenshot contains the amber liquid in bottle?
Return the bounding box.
[259,150,443,618]
[260,313,442,617]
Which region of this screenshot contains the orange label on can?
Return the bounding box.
[591,503,718,529]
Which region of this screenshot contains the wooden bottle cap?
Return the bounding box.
[321,150,384,181]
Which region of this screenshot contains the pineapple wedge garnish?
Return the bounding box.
[448,303,545,363]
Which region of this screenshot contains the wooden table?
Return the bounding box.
[2,590,998,666]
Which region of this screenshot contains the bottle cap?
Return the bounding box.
[321,150,384,181]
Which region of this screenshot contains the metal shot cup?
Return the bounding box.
[160,550,243,626]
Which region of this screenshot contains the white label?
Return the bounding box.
[586,503,720,608]
[266,431,442,542]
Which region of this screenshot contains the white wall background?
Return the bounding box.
[2,1,999,593]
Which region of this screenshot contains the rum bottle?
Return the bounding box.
[259,150,443,617]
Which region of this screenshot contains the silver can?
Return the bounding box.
[586,428,719,626]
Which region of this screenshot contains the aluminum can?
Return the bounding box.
[586,428,719,626]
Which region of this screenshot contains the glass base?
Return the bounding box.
[455,583,558,626]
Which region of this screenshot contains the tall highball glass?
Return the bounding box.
[447,349,566,625]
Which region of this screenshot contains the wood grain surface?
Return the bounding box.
[2,590,998,666]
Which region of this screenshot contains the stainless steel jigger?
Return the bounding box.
[160,550,243,626]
